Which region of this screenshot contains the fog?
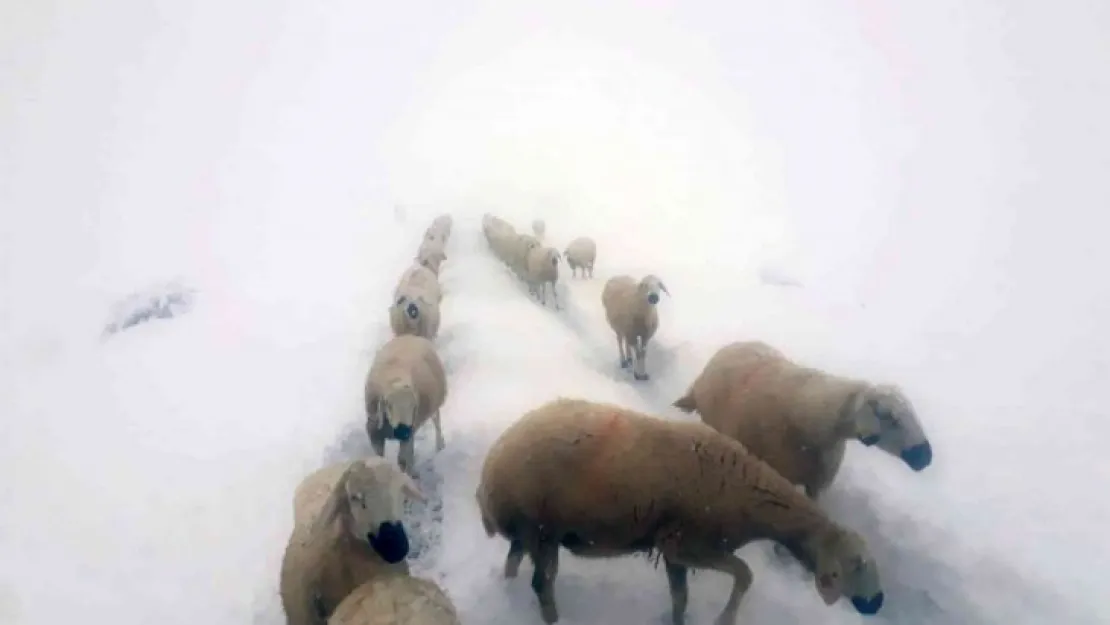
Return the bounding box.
[2,1,1107,623]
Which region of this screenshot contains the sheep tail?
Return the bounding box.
[672,391,697,413]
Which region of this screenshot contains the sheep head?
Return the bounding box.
[314,458,425,565]
[381,382,420,442]
[811,528,884,615]
[393,295,421,321]
[639,275,670,305]
[850,384,933,472]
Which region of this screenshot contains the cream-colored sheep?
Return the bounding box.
[524,245,561,308]
[327,573,462,625]
[531,218,546,241]
[673,340,933,500]
[428,214,452,241]
[388,292,440,341]
[563,236,596,279]
[281,458,425,625]
[394,264,442,305]
[365,334,448,477]
[508,233,540,279]
[601,274,670,381]
[487,229,517,268]
[415,238,447,276]
[475,397,885,625]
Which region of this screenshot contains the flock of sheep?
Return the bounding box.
[276,212,935,625]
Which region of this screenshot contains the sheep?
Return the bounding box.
[280,458,426,625]
[428,214,452,241]
[394,263,442,305]
[524,245,561,308]
[672,340,933,502]
[482,213,513,241]
[365,334,448,477]
[327,573,462,625]
[508,233,540,278]
[601,274,670,381]
[563,236,596,279]
[531,218,546,241]
[475,397,885,625]
[415,238,447,276]
[388,292,440,341]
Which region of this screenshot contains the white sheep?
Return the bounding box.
[673,340,933,500]
[428,214,452,241]
[394,263,442,305]
[415,238,447,276]
[531,218,546,241]
[563,236,596,279]
[524,245,561,309]
[601,274,670,381]
[475,397,886,625]
[327,573,461,625]
[388,292,440,341]
[365,334,448,477]
[507,233,540,279]
[280,458,425,625]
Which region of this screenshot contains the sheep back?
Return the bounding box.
[327,573,461,625]
[394,264,443,304]
[525,245,560,283]
[673,340,866,493]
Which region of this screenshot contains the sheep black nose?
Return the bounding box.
[369,522,410,564]
[393,424,412,441]
[647,293,659,304]
[901,442,933,471]
[406,303,419,319]
[851,592,884,615]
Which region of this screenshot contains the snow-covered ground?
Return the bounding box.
[3,1,1109,625]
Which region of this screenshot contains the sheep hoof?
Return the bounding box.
[634,373,650,381]
[620,358,632,368]
[540,603,559,624]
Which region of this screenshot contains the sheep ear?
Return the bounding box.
[660,281,671,295]
[815,574,839,605]
[313,464,356,533]
[399,473,426,502]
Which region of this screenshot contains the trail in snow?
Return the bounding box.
[270,215,1092,625]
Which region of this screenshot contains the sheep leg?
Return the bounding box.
[617,335,631,368]
[530,538,561,624]
[666,551,752,625]
[550,282,560,310]
[664,559,689,625]
[633,338,650,381]
[367,423,386,457]
[432,409,446,451]
[397,439,417,478]
[504,539,525,578]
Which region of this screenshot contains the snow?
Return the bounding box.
[2,1,1109,625]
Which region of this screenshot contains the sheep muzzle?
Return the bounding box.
[392,423,413,441]
[851,592,884,615]
[369,521,410,563]
[900,441,932,471]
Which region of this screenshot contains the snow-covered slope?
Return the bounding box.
[3,1,1109,625]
